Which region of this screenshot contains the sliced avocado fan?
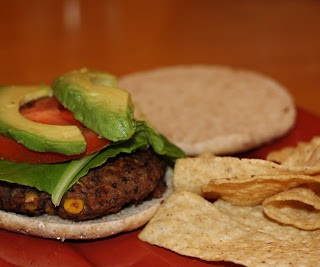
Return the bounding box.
[0,85,86,155]
[52,69,136,142]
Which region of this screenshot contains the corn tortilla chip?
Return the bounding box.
[267,136,320,168]
[139,190,320,266]
[262,186,320,230]
[202,175,320,205]
[266,146,296,164]
[173,156,320,196]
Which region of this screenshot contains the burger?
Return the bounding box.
[0,69,185,240]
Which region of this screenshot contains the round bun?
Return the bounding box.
[0,169,173,240]
[119,65,296,155]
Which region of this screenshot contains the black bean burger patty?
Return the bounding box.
[0,149,167,221]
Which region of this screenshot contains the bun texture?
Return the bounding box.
[119,65,296,155]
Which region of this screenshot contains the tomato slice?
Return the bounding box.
[20,97,78,126]
[0,97,111,164]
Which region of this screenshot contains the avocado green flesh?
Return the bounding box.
[0,85,86,155]
[52,69,136,142]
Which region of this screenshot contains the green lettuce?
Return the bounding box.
[0,121,185,205]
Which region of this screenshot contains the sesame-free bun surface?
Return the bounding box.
[119,65,296,155]
[0,170,173,240]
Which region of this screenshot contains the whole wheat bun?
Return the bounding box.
[0,169,173,240]
[119,65,296,155]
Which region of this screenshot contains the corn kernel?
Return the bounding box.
[63,198,84,214]
[25,192,39,211]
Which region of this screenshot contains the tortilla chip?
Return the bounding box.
[139,190,320,266]
[262,186,320,230]
[174,156,320,197]
[202,174,320,205]
[266,146,296,164]
[267,136,320,168]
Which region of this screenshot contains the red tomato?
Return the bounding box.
[0,97,111,163]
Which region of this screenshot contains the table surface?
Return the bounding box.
[0,0,319,116]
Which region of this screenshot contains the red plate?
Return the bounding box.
[1,107,320,267]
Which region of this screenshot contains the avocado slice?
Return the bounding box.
[0,85,86,155]
[52,69,136,141]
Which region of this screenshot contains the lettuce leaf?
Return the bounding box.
[0,121,185,205]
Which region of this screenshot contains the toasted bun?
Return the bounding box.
[119,65,296,155]
[0,169,173,240]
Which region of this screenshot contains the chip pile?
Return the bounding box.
[139,137,320,266]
